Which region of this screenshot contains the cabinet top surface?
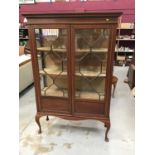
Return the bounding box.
[23,12,122,19]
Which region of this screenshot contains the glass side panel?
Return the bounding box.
[75,28,110,101]
[35,28,68,97]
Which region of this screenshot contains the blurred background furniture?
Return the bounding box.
[19,46,34,93]
[112,75,118,97]
[126,64,135,89]
[124,63,135,91]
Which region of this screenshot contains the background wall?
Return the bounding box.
[19,0,135,23]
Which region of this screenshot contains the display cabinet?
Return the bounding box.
[24,12,121,142]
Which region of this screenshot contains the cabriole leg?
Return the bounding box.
[35,114,42,134]
[46,115,49,121]
[104,122,111,142]
[112,82,117,97]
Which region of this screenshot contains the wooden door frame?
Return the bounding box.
[70,24,114,116]
[29,24,72,113]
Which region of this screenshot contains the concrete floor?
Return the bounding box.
[19,66,135,155]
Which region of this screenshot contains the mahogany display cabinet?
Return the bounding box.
[23,12,122,142]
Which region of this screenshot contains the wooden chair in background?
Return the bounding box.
[112,75,118,97]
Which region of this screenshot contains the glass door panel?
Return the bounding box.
[74,28,110,101]
[35,28,68,97]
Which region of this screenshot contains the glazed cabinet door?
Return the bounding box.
[71,25,112,115]
[33,26,72,113]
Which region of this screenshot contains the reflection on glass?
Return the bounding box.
[75,29,110,100]
[35,28,68,97]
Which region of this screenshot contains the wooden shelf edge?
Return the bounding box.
[37,47,108,53]
[40,69,106,77]
[116,39,135,41]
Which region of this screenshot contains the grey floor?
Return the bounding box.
[19,66,135,155]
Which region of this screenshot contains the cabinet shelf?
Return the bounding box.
[115,50,134,53]
[76,48,108,53]
[37,47,66,52]
[116,38,135,41]
[40,68,67,76]
[41,86,104,100]
[75,91,105,100]
[41,86,67,97]
[37,47,108,53]
[76,71,106,77]
[117,28,134,30]
[40,68,106,77]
